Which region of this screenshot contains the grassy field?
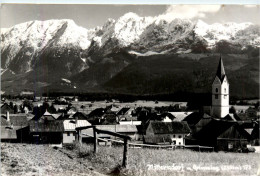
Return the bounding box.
[1,143,260,176]
[75,144,260,176]
[1,143,103,176]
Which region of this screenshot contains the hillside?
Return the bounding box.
[1,143,103,176]
[1,143,259,176]
[1,13,259,98]
[103,53,259,98]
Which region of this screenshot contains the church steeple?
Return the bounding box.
[216,56,226,83]
[211,56,229,118]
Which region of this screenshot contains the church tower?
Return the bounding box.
[211,57,229,118]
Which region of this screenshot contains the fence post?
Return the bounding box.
[93,126,98,153]
[122,138,128,168]
[79,130,82,146]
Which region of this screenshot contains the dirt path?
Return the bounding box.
[1,143,105,176]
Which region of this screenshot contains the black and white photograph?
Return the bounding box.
[0,2,260,176]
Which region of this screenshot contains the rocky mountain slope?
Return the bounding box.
[1,13,259,98]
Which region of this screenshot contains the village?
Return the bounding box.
[1,58,259,154]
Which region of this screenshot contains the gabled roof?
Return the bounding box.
[96,125,138,133]
[148,121,191,134]
[223,114,237,121]
[193,118,250,140]
[1,103,14,114]
[89,108,106,117]
[119,115,138,121]
[169,112,193,122]
[117,107,131,115]
[73,112,88,120]
[1,114,28,127]
[183,112,206,126]
[57,114,72,120]
[29,121,64,132]
[43,111,52,116]
[31,110,59,121]
[63,119,91,131]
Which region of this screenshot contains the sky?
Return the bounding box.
[1,4,259,29]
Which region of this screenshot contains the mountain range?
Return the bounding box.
[1,12,259,99]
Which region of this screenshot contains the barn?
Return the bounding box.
[29,121,64,144]
[77,124,138,144]
[1,112,29,142]
[144,121,191,145]
[63,119,91,144]
[192,118,251,151]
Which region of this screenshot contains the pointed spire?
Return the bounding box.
[216,56,226,82]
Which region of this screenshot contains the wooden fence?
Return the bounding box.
[76,125,131,167]
[76,126,214,167]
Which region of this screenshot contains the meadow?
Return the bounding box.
[1,143,259,176]
[74,144,260,176]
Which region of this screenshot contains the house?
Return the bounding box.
[78,124,138,144]
[192,116,213,133]
[160,113,175,122]
[106,104,121,113]
[144,121,191,145]
[169,112,193,121]
[1,103,14,114]
[67,107,77,115]
[161,112,193,122]
[53,104,68,112]
[191,118,251,151]
[223,114,240,121]
[232,105,251,114]
[29,120,64,144]
[63,119,91,144]
[99,112,119,125]
[182,112,205,129]
[117,107,131,115]
[119,115,141,125]
[61,112,90,144]
[30,110,60,122]
[29,110,63,144]
[1,112,29,142]
[246,107,260,119]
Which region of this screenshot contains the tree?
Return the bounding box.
[47,104,57,114]
[255,101,260,109]
[9,102,14,109]
[23,99,33,111]
[229,106,237,114]
[13,105,18,114]
[42,102,50,112]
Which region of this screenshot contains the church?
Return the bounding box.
[211,57,229,118]
[184,57,254,152]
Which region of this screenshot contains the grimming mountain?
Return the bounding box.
[1,13,259,98]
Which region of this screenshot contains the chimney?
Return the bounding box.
[6,111,10,121]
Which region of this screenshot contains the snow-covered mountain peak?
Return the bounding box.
[118,12,140,22]
[193,20,257,47]
[1,15,260,74]
[1,19,92,50]
[0,19,93,72]
[196,19,208,28]
[113,12,154,46]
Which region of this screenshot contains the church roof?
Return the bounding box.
[216,57,226,83]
